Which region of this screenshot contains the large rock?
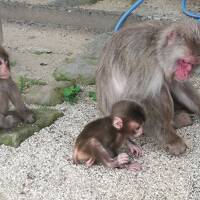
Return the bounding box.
[0,108,63,147]
[54,33,111,85]
[53,56,97,85]
[84,32,111,58]
[24,81,71,106]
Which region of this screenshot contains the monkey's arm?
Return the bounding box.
[171,81,200,114]
[8,79,35,123]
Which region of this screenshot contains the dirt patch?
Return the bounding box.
[2,22,96,83]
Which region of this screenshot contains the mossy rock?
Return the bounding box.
[53,33,112,86]
[24,82,71,106]
[0,108,64,147]
[53,55,97,85]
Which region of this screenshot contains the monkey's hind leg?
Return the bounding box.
[88,138,129,169]
[174,111,193,129]
[72,144,95,166]
[173,98,193,128]
[0,92,20,129]
[160,126,187,155]
[0,113,19,129]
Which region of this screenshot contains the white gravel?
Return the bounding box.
[0,86,199,200]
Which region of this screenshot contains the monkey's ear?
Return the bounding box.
[113,117,123,130]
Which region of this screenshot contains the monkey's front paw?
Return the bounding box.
[166,138,187,155]
[126,161,142,171]
[128,144,143,157]
[117,153,129,165]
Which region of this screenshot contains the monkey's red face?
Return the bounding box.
[0,58,10,79]
[174,56,199,81]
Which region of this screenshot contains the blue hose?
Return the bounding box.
[114,0,200,32]
[114,0,144,32]
[181,0,200,22]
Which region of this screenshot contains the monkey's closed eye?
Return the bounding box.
[136,126,141,130]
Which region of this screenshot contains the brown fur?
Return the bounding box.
[73,100,145,170]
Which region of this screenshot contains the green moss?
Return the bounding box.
[53,71,95,85]
[17,76,47,93]
[64,57,76,64]
[48,86,65,106]
[0,108,63,147]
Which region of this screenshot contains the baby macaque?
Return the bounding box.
[0,46,35,129]
[73,100,146,171]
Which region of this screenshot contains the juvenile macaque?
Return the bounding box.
[73,100,145,171]
[0,46,35,129]
[96,19,200,155]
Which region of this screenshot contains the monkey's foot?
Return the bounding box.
[125,161,142,171]
[85,158,95,167]
[174,112,193,129]
[165,138,187,155]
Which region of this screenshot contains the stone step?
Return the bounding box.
[0,1,140,32]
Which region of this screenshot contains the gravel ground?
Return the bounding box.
[0,85,200,200]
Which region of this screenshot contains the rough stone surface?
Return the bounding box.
[54,33,111,84]
[53,56,97,84]
[24,81,71,106]
[0,108,63,147]
[84,32,111,59]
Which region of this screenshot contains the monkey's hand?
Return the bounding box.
[117,153,129,165]
[125,161,142,171]
[127,140,143,157]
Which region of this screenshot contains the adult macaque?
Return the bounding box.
[73,100,145,171]
[96,19,200,155]
[0,46,35,129]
